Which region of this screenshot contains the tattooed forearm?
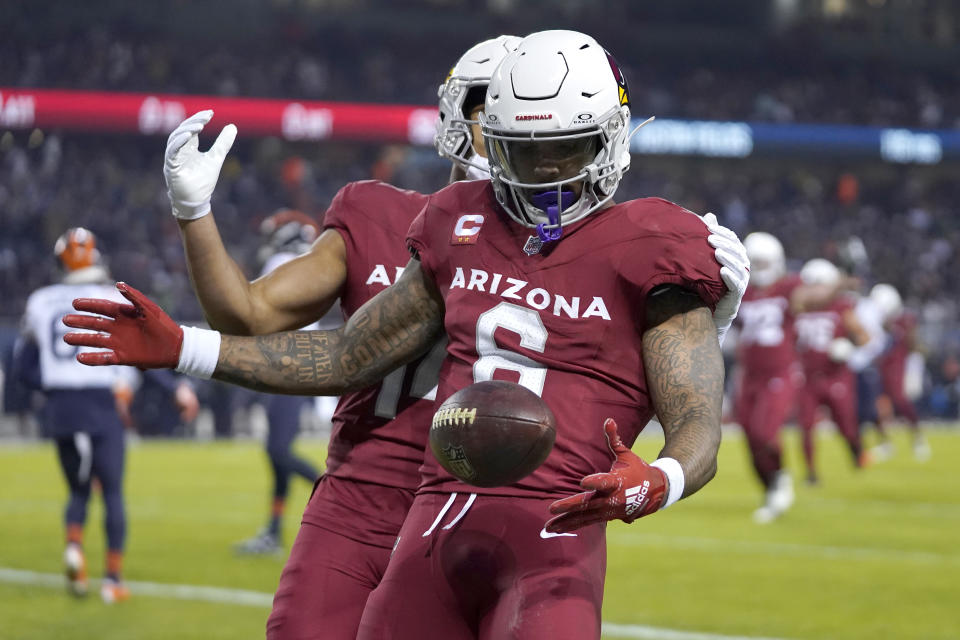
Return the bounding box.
[642,286,724,497]
[213,258,444,395]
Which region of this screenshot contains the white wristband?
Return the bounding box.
[175,326,222,379]
[169,194,212,220]
[650,457,685,510]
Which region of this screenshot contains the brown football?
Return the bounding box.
[429,380,556,488]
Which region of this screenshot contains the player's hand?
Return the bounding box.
[545,419,667,534]
[703,212,749,346]
[63,282,184,369]
[174,382,200,422]
[164,110,237,220]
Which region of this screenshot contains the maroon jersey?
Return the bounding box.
[322,180,445,489]
[407,181,726,499]
[795,298,854,377]
[737,275,802,377]
[879,311,916,374]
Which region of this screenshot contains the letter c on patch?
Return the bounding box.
[454,214,485,237]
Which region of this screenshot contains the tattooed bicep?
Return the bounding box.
[390,257,444,332]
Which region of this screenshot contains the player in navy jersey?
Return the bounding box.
[65,30,749,639]
[14,228,197,603]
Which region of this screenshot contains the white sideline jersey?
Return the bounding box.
[21,282,137,390]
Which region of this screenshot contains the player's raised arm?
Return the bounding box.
[62,256,444,396]
[164,110,346,335]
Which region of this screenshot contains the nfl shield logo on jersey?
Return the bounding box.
[523,235,543,256]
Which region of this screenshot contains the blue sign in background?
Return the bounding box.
[630,117,960,164]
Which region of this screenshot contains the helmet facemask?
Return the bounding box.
[479,30,647,245]
[434,35,523,178]
[482,105,630,241]
[436,81,489,173]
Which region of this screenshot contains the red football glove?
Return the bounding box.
[545,418,668,534]
[62,282,183,369]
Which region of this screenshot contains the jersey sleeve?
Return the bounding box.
[405,196,441,286]
[620,199,727,311]
[321,181,365,254]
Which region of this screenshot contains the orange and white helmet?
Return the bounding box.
[54,227,100,271]
[435,35,522,176]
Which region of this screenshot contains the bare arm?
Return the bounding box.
[179,216,346,335]
[642,286,724,497]
[212,256,443,395]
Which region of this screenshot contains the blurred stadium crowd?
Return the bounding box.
[3,24,960,128]
[3,0,960,428]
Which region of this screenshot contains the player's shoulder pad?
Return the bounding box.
[425,179,494,213]
[328,180,428,220]
[616,197,708,237]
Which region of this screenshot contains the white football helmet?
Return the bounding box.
[480,30,641,241]
[799,258,840,287]
[435,35,522,177]
[743,232,785,288]
[870,283,903,322]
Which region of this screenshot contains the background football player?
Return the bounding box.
[870,283,930,460]
[735,233,846,522]
[794,258,870,484]
[233,209,324,555]
[14,228,197,603]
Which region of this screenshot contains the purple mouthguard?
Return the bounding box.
[531,190,576,243]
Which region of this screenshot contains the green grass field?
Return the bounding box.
[1,426,958,640]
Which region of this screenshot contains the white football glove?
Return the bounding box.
[703,213,749,347]
[163,110,237,220]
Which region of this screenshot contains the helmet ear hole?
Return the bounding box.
[462,86,487,118]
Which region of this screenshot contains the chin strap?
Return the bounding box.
[531,190,576,244]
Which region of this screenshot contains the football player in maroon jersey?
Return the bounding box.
[65,30,749,639]
[736,235,849,523]
[870,283,930,460]
[794,259,871,484]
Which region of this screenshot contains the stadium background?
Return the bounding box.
[1,1,958,639]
